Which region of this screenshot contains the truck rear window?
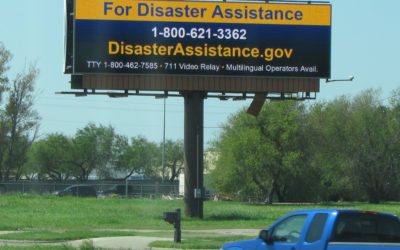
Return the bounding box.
[331,212,400,243]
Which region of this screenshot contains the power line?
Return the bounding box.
[34,102,236,115]
[36,103,165,113]
[37,95,250,110]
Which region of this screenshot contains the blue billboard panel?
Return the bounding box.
[73,0,331,78]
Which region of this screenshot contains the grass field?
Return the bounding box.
[1,194,400,249]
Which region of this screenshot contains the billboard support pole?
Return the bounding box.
[183,91,205,218]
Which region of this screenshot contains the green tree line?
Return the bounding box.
[0,43,184,183]
[3,43,400,204]
[210,89,400,204]
[4,122,184,182]
[23,124,184,182]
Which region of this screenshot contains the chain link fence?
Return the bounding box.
[0,180,179,198]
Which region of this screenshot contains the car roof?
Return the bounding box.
[110,184,132,187]
[286,209,398,218]
[67,184,93,188]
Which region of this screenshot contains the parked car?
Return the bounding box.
[55,185,97,197]
[99,184,135,197]
[221,209,400,250]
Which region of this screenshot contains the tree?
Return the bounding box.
[210,101,306,203]
[0,43,40,181]
[210,113,267,201]
[0,43,12,101]
[69,123,125,180]
[302,90,400,203]
[0,43,12,181]
[162,139,184,182]
[25,133,74,180]
[301,97,359,202]
[116,136,159,180]
[347,89,400,203]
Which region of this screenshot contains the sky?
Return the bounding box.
[0,0,399,146]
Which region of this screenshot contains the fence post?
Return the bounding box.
[125,179,128,199]
[156,182,159,196]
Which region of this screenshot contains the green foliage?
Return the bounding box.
[0,43,12,99]
[116,136,159,179]
[211,90,400,203]
[0,45,40,181]
[210,101,306,203]
[161,139,184,182]
[303,90,400,203]
[25,134,74,180]
[23,125,166,181]
[302,97,357,202]
[347,89,400,203]
[70,123,128,180]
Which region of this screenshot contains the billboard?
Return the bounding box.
[72,0,331,78]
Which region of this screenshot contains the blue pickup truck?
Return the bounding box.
[221,209,400,250]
